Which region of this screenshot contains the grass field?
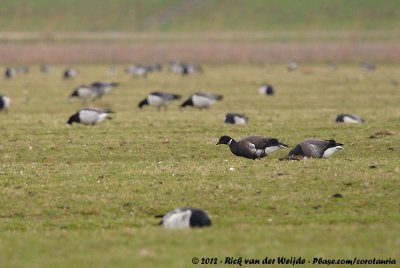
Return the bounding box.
[0,63,399,267]
[0,0,399,32]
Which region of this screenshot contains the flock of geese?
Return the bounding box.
[1,62,370,229]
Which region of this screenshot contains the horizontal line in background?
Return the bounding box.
[0,31,399,42]
[0,42,399,64]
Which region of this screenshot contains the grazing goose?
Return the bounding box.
[91,81,119,98]
[69,85,99,102]
[181,92,223,109]
[224,113,248,125]
[336,114,364,124]
[67,108,114,126]
[63,68,78,79]
[156,207,212,229]
[280,139,343,160]
[259,84,274,96]
[0,95,11,112]
[138,91,181,110]
[216,135,288,160]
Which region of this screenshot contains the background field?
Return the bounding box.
[0,63,399,267]
[0,0,399,32]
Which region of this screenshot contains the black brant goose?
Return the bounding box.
[259,84,275,96]
[0,95,11,112]
[181,92,223,109]
[138,91,181,110]
[280,139,344,160]
[336,114,364,124]
[224,113,248,125]
[216,135,288,160]
[67,108,114,126]
[156,207,212,229]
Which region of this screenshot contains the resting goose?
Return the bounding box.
[280,139,344,160]
[336,114,364,124]
[67,108,114,126]
[156,207,212,229]
[216,135,288,160]
[224,113,248,125]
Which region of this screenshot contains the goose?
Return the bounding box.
[4,68,16,79]
[287,62,299,72]
[360,62,376,71]
[41,64,53,74]
[224,113,248,125]
[156,207,212,229]
[126,64,149,78]
[336,114,364,124]
[63,68,78,79]
[216,135,288,160]
[280,139,343,160]
[67,108,114,126]
[69,85,99,102]
[259,84,274,96]
[0,95,11,112]
[181,92,223,109]
[138,91,181,110]
[90,81,119,98]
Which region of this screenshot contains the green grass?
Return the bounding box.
[0,63,400,267]
[0,0,399,32]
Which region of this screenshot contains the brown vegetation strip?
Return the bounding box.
[0,42,399,64]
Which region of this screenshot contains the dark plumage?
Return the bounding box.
[336,114,364,124]
[280,139,344,160]
[138,91,181,110]
[216,135,288,160]
[63,68,78,79]
[0,95,11,112]
[181,92,223,109]
[4,68,16,79]
[156,207,212,229]
[224,113,248,125]
[259,84,274,96]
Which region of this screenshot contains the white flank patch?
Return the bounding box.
[343,116,361,124]
[264,146,283,155]
[96,113,110,123]
[192,95,216,108]
[322,146,343,158]
[79,110,103,125]
[148,95,166,107]
[258,86,266,95]
[233,116,247,125]
[2,96,11,109]
[163,210,192,229]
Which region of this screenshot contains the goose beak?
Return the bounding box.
[216,142,221,145]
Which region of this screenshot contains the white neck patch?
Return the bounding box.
[227,139,233,146]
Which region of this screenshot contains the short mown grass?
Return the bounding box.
[0,63,399,267]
